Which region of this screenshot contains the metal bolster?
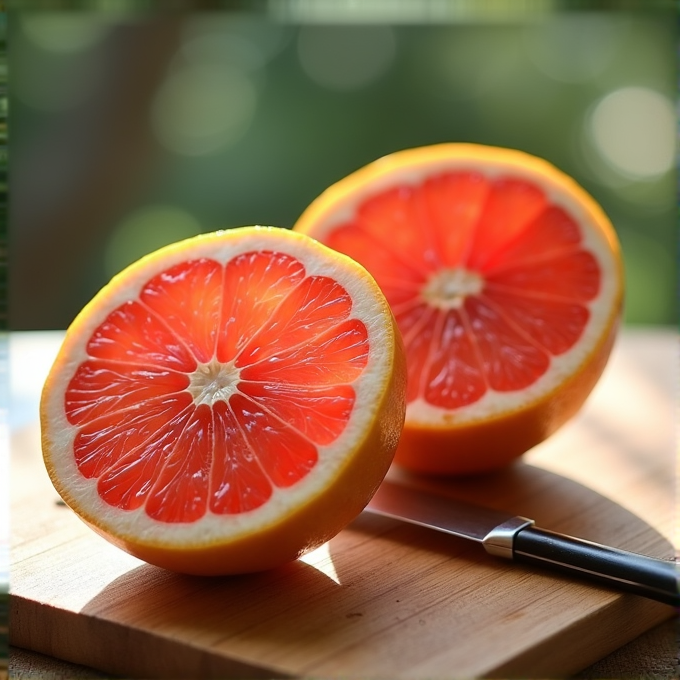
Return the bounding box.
[482,517,535,559]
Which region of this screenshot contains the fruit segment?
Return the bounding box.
[210,399,273,514]
[481,205,582,271]
[421,309,487,409]
[96,399,194,512]
[217,251,306,364]
[235,275,353,367]
[145,405,213,522]
[141,258,223,364]
[480,290,590,355]
[423,171,489,267]
[86,300,197,372]
[74,394,192,479]
[230,393,318,489]
[241,318,368,386]
[239,382,355,446]
[66,361,190,425]
[464,296,551,392]
[466,177,547,270]
[64,251,368,522]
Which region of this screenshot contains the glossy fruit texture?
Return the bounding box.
[295,144,623,475]
[41,227,406,573]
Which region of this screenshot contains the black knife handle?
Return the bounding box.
[513,527,680,607]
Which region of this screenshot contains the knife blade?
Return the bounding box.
[365,480,679,607]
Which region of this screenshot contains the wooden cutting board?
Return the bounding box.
[9,330,678,679]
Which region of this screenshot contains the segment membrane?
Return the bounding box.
[400,306,437,404]
[96,400,194,511]
[481,205,582,272]
[326,223,426,308]
[486,251,600,301]
[481,289,590,355]
[235,275,352,367]
[240,381,355,446]
[66,360,189,426]
[464,296,550,392]
[145,405,213,523]
[356,185,441,272]
[230,393,318,489]
[86,300,197,372]
[423,309,487,409]
[141,258,223,363]
[240,318,368,386]
[466,177,547,271]
[75,393,193,478]
[422,171,490,267]
[210,400,273,514]
[217,251,306,363]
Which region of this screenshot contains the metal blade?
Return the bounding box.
[365,479,526,543]
[364,480,679,606]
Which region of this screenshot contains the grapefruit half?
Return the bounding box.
[294,144,623,475]
[41,226,406,574]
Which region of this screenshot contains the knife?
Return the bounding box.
[365,480,679,607]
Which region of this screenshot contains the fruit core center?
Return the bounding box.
[422,267,484,309]
[187,359,240,406]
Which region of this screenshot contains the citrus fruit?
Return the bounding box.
[40,226,406,575]
[294,144,623,475]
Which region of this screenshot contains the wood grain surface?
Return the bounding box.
[9,329,678,679]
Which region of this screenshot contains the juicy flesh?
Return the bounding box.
[325,171,601,407]
[65,251,369,522]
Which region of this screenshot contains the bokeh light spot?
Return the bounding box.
[587,87,674,179]
[105,206,202,279]
[151,63,257,157]
[297,25,396,91]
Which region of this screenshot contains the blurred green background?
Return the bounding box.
[9,5,676,330]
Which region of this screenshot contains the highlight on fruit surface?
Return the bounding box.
[294,144,624,475]
[40,226,407,575]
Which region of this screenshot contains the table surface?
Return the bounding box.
[8,327,679,678]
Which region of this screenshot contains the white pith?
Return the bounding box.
[41,227,397,548]
[422,267,484,310]
[187,359,240,406]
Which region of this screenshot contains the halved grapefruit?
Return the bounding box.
[294,144,623,475]
[40,226,406,574]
